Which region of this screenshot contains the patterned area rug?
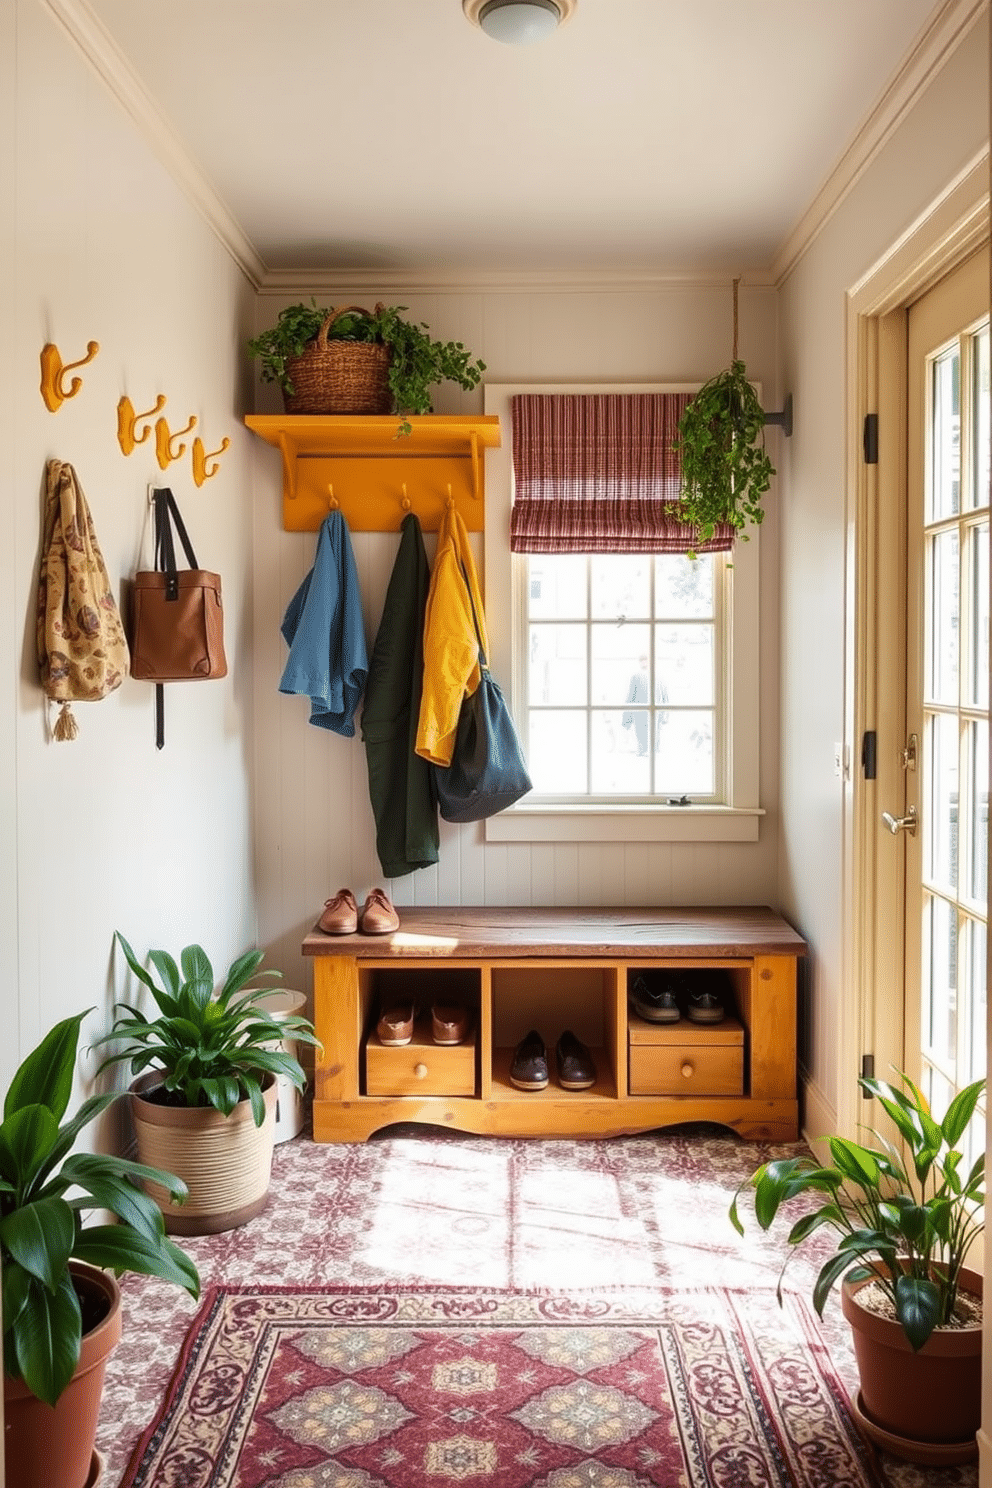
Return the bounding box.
[120,1283,882,1488]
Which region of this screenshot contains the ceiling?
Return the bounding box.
[80,0,948,282]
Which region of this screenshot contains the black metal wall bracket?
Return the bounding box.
[763,394,793,437]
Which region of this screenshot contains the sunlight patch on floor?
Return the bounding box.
[357,1141,513,1285]
[512,1167,658,1289]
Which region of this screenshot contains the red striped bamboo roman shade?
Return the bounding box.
[509,393,734,554]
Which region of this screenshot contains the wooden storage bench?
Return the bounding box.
[303,906,805,1144]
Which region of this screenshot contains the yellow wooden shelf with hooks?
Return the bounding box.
[244,414,502,533]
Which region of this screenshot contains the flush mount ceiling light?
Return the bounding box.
[463,0,576,46]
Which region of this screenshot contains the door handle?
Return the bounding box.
[882,805,918,836]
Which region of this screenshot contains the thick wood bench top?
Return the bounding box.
[303,905,806,962]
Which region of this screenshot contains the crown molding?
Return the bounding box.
[256,266,779,295]
[40,0,267,288]
[771,0,988,285]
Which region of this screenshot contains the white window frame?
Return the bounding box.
[483,383,763,844]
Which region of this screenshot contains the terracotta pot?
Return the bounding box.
[130,1072,277,1235]
[841,1266,982,1461]
[4,1262,121,1488]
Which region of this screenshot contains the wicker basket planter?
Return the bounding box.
[283,306,392,415]
[130,1071,278,1235]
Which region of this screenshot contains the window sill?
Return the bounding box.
[484,804,764,844]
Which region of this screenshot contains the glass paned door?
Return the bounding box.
[906,249,989,1163]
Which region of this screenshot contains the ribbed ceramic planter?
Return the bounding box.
[4,1262,121,1488]
[130,1072,277,1235]
[842,1265,982,1463]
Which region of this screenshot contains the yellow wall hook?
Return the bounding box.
[40,340,100,412]
[117,394,167,456]
[327,483,339,511]
[400,482,411,511]
[154,414,197,470]
[191,435,231,487]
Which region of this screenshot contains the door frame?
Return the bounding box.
[841,153,988,1140]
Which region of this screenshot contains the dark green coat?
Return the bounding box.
[362,513,439,876]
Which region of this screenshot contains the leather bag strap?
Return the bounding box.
[459,560,489,672]
[153,487,199,599]
[150,486,201,752]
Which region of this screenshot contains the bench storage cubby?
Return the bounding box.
[304,906,804,1143]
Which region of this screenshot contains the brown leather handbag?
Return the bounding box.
[130,488,226,745]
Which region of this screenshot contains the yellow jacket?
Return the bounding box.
[415,506,488,766]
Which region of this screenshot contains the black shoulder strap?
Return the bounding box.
[458,560,489,671]
[153,488,199,599]
[150,487,200,752]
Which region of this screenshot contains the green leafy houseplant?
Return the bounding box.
[247,299,328,389]
[729,1071,985,1352]
[0,1010,199,1405]
[674,359,774,552]
[98,933,320,1127]
[247,301,486,432]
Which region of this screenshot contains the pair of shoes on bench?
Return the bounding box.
[318,887,399,936]
[630,973,725,1025]
[510,1029,596,1092]
[377,1003,472,1047]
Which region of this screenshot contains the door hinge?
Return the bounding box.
[861,730,877,779]
[861,1053,875,1095]
[863,413,879,465]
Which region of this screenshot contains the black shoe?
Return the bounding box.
[556,1031,597,1090]
[630,973,681,1023]
[510,1030,549,1090]
[686,976,726,1024]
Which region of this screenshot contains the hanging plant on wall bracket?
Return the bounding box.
[674,279,775,553]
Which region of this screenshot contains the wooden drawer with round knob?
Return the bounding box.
[627,1014,744,1097]
[365,1017,476,1097]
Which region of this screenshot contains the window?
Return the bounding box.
[483,384,762,843]
[525,552,722,800]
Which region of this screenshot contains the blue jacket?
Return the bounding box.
[279,511,368,735]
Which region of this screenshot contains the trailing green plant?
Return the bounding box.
[729,1071,985,1352]
[246,299,328,390]
[247,301,486,433]
[96,933,320,1127]
[0,1011,199,1404]
[674,360,774,552]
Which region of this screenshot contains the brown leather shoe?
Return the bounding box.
[359,888,400,935]
[377,1003,414,1045]
[431,1004,471,1045]
[318,888,358,935]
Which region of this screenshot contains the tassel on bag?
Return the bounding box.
[52,702,79,742]
[36,460,129,739]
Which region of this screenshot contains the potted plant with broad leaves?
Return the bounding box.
[247,300,486,432]
[95,933,320,1237]
[1,1010,199,1488]
[729,1071,985,1466]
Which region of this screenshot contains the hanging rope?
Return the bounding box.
[732,276,740,362]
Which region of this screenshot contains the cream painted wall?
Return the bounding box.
[777,9,989,1136]
[1,0,258,1094]
[248,284,784,994]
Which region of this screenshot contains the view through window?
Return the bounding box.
[522,552,722,799]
